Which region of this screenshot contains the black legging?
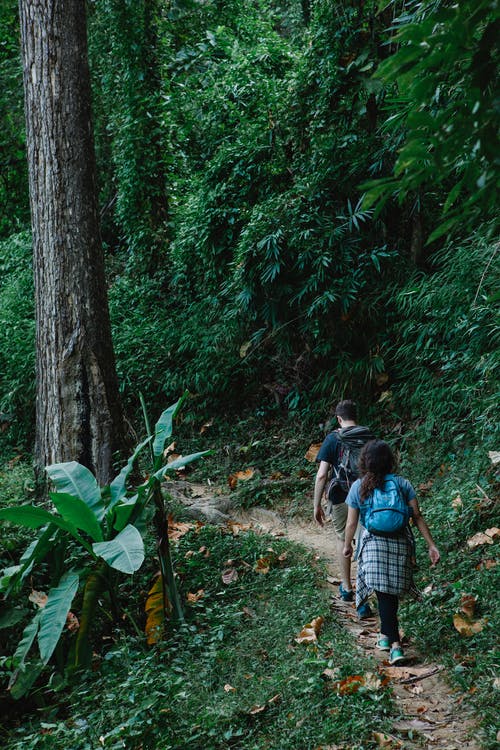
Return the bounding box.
[376,591,400,644]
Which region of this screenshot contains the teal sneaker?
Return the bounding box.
[377,636,391,651]
[339,584,354,602]
[356,602,373,619]
[389,647,406,665]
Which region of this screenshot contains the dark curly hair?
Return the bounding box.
[358,439,395,500]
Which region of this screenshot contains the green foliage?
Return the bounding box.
[0,232,35,457]
[0,398,208,694]
[0,0,29,237]
[363,0,499,240]
[400,446,499,749]
[2,527,394,750]
[389,226,499,445]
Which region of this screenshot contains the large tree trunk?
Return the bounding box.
[19,0,127,484]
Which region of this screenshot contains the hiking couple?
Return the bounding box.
[313,400,440,665]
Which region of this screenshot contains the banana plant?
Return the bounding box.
[0,394,209,694]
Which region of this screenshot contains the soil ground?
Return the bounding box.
[170,480,482,749]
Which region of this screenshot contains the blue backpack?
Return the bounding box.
[364,475,410,537]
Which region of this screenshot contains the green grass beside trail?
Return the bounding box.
[2,520,395,750]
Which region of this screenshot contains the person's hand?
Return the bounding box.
[343,543,353,558]
[314,504,326,526]
[428,545,440,566]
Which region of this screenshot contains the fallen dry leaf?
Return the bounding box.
[29,590,48,608]
[380,665,437,681]
[304,443,322,462]
[453,613,486,636]
[467,527,500,547]
[186,589,204,604]
[163,441,176,457]
[199,420,213,435]
[241,606,256,618]
[224,684,236,693]
[198,546,210,558]
[226,520,251,536]
[417,480,434,494]
[221,568,239,585]
[321,668,340,681]
[329,675,365,695]
[295,616,324,644]
[254,556,272,574]
[269,471,283,480]
[452,494,463,510]
[227,468,255,489]
[167,516,194,541]
[459,593,477,618]
[488,451,500,466]
[476,558,497,570]
[66,611,79,632]
[372,731,402,748]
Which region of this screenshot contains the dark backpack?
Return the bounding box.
[364,474,411,537]
[326,425,374,502]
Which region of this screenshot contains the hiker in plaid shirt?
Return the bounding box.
[343,439,440,665]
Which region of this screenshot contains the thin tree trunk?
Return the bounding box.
[19,0,127,485]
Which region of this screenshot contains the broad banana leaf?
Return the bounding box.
[9,659,44,700]
[152,451,211,482]
[50,492,103,542]
[145,574,170,645]
[46,462,105,521]
[13,611,41,668]
[0,506,93,554]
[109,436,152,508]
[38,570,79,664]
[111,495,138,532]
[92,524,144,574]
[152,393,187,460]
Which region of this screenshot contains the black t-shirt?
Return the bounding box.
[316,431,346,503]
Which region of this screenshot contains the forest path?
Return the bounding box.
[172,481,481,749]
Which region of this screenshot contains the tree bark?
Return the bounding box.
[19,0,127,484]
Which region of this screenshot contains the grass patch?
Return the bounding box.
[3,526,394,749]
[399,446,499,749]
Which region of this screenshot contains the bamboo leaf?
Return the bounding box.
[92,525,145,574]
[46,462,104,521]
[38,571,79,664]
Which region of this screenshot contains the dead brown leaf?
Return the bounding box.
[488,451,500,466]
[29,590,48,608]
[163,441,176,457]
[167,515,194,541]
[467,527,500,547]
[417,480,434,494]
[453,613,486,636]
[226,520,251,536]
[199,420,213,435]
[329,675,365,695]
[372,731,402,748]
[186,589,204,604]
[459,593,477,618]
[452,494,463,510]
[221,568,239,585]
[66,611,79,632]
[295,616,324,644]
[254,556,272,574]
[304,443,322,462]
[227,468,255,489]
[476,558,497,570]
[224,684,236,693]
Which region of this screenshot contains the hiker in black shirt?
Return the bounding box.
[313,399,374,618]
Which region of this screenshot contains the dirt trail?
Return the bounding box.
[172,482,482,749]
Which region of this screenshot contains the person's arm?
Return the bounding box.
[409,498,440,566]
[343,505,359,557]
[313,460,330,526]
